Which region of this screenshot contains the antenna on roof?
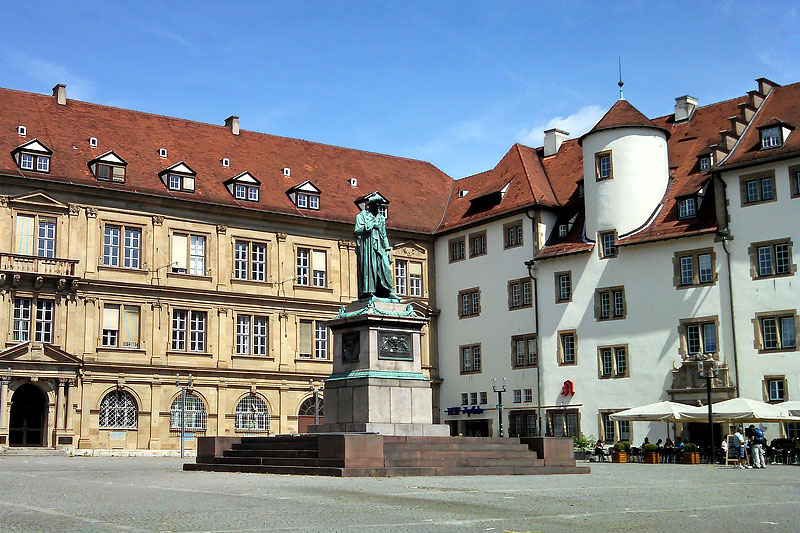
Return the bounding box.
[618,56,624,100]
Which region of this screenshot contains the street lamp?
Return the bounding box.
[698,356,718,464]
[493,377,507,438]
[175,374,193,458]
[309,379,321,426]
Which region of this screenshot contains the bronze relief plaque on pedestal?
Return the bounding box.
[378,332,413,361]
[342,332,360,363]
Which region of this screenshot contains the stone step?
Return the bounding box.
[184,462,346,477]
[385,457,544,467]
[223,449,319,459]
[232,441,319,451]
[208,456,345,468]
[0,447,69,456]
[384,442,532,453]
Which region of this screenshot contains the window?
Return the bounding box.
[765,377,786,403]
[235,395,269,432]
[510,411,539,437]
[740,174,776,205]
[170,392,207,431]
[555,271,572,303]
[504,221,523,248]
[14,215,57,258]
[757,313,797,352]
[547,408,579,438]
[699,156,711,171]
[750,240,793,279]
[296,192,320,210]
[394,259,423,297]
[600,412,631,442]
[513,389,522,403]
[508,278,532,310]
[102,304,140,349]
[595,151,613,180]
[171,233,206,276]
[234,183,259,201]
[103,225,141,269]
[99,390,137,429]
[296,247,327,287]
[457,288,480,318]
[18,152,50,173]
[598,345,629,378]
[524,389,533,403]
[171,310,206,352]
[460,344,481,374]
[449,237,465,262]
[233,241,267,282]
[34,299,54,343]
[599,231,617,258]
[167,173,195,192]
[469,231,487,257]
[674,249,715,288]
[558,330,577,365]
[761,126,782,149]
[236,314,269,356]
[298,319,329,359]
[235,184,246,199]
[558,224,567,237]
[595,286,626,320]
[680,317,718,357]
[511,334,537,368]
[470,392,478,405]
[461,393,469,406]
[678,197,696,218]
[792,168,800,198]
[96,163,126,183]
[12,298,31,342]
[480,392,487,405]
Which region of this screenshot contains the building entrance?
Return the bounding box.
[8,384,47,446]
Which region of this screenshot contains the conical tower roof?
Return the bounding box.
[579,99,670,144]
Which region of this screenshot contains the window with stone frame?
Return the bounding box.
[594,286,626,321]
[101,304,140,349]
[595,151,613,180]
[754,311,797,353]
[739,172,776,206]
[171,309,207,352]
[12,297,55,344]
[503,221,523,249]
[679,316,718,358]
[99,389,138,429]
[598,345,629,379]
[513,389,522,403]
[748,239,794,279]
[469,230,487,258]
[600,410,631,442]
[103,224,141,269]
[459,343,481,374]
[507,278,532,310]
[673,248,715,288]
[598,231,617,259]
[395,259,423,297]
[233,240,267,282]
[296,247,327,287]
[170,392,207,430]
[235,314,269,356]
[449,237,466,262]
[764,376,787,403]
[234,395,270,432]
[511,334,537,369]
[171,233,206,276]
[14,214,57,258]
[546,408,580,438]
[558,330,577,365]
[790,166,800,199]
[457,288,480,318]
[555,271,572,303]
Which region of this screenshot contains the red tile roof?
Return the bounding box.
[0,87,454,234]
[719,82,800,170]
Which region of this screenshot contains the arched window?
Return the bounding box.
[170,392,207,430]
[298,397,323,417]
[235,395,269,432]
[99,390,137,429]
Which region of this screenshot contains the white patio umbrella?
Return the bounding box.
[609,401,700,422]
[680,397,800,423]
[775,400,800,417]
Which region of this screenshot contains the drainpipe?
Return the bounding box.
[524,210,543,436]
[719,231,740,397]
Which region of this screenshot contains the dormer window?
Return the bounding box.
[558,224,568,237]
[354,191,389,217]
[678,197,697,218]
[89,151,127,183]
[12,138,52,173]
[578,182,584,197]
[699,155,712,171]
[159,162,196,193]
[225,171,260,202]
[287,181,322,210]
[761,126,781,149]
[378,205,388,218]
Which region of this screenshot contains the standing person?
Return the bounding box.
[744,424,755,466]
[734,426,750,469]
[354,196,398,300]
[750,425,766,469]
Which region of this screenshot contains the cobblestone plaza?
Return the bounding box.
[0,456,798,532]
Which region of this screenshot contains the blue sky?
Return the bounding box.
[2,1,798,179]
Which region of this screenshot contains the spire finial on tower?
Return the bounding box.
[618,56,624,100]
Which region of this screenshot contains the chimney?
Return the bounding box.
[674,95,698,122]
[52,84,66,105]
[543,128,569,156]
[225,115,240,135]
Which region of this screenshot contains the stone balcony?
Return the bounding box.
[0,253,80,291]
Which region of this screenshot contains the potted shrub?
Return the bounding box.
[643,443,660,463]
[682,442,700,464]
[573,433,594,461]
[611,441,628,463]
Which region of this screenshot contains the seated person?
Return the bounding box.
[674,436,685,451]
[641,437,650,448]
[594,439,605,462]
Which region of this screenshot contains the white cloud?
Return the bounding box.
[1,48,95,101]
[516,105,606,147]
[408,119,487,158]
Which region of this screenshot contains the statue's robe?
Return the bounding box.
[354,210,395,299]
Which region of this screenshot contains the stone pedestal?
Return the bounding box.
[310,298,449,437]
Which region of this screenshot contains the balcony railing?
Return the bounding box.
[0,253,78,277]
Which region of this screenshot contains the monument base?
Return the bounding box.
[308,422,450,436]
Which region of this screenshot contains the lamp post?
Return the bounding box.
[698,356,717,464]
[493,378,507,437]
[309,379,321,426]
[175,374,193,458]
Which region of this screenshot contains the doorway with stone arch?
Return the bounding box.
[297,396,323,433]
[9,383,47,446]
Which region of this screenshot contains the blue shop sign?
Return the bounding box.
[446,406,485,416]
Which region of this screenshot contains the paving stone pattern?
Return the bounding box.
[0,456,798,532]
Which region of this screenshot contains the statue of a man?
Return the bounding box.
[354,196,398,300]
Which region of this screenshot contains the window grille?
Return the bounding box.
[99,390,138,429]
[298,397,324,416]
[170,392,207,430]
[235,395,270,432]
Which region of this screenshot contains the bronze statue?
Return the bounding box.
[354,196,398,300]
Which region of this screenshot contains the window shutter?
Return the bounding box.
[408,261,422,276]
[172,234,187,270]
[103,305,120,330]
[312,250,326,271]
[299,320,312,355]
[121,306,140,347]
[15,215,34,255]
[182,176,195,191]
